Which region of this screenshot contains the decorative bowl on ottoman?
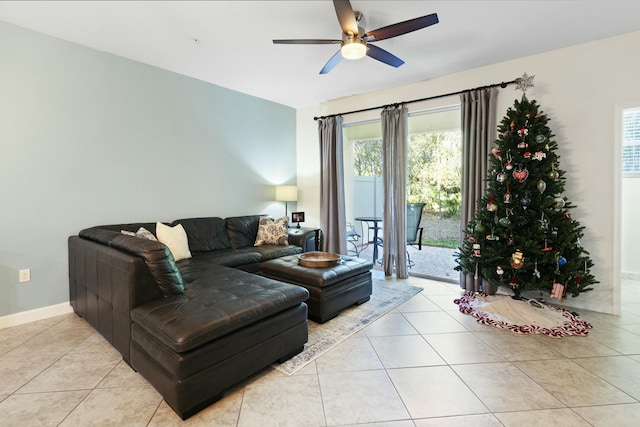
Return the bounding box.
[298,251,341,268]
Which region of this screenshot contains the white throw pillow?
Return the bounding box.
[156,222,192,261]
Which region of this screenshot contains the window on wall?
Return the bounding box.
[622,108,640,177]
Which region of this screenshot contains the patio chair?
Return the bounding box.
[346,222,361,256]
[406,203,425,268]
[376,203,425,268]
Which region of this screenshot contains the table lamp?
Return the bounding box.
[275,185,297,217]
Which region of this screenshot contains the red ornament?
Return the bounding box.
[513,167,529,182]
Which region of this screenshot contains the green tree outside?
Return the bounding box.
[352,131,462,219]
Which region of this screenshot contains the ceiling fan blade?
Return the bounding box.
[366,44,405,68]
[365,13,439,42]
[273,39,341,45]
[320,50,343,74]
[333,0,358,34]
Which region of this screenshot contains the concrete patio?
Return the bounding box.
[353,243,460,284]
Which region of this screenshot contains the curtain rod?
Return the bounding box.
[313,79,517,121]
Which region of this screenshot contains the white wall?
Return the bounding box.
[0,21,297,318]
[622,177,640,277]
[297,31,640,314]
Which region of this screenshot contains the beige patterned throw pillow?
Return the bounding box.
[254,216,289,246]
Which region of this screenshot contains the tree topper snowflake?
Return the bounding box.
[515,73,535,92]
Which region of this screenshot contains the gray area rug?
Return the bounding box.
[274,279,423,375]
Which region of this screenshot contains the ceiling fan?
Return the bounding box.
[273,0,439,74]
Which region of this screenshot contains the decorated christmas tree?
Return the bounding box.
[455,75,597,301]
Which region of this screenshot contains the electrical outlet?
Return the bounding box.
[19,269,31,283]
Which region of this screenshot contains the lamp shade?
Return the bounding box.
[275,185,297,202]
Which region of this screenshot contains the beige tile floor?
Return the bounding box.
[1,272,640,426]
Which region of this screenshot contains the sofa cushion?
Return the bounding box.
[173,217,231,253]
[178,250,262,268]
[254,216,289,246]
[130,264,309,353]
[80,227,185,296]
[250,244,302,261]
[156,222,192,262]
[226,215,261,249]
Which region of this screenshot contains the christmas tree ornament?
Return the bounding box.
[541,239,553,252]
[504,185,512,204]
[532,150,546,161]
[550,281,565,301]
[497,172,507,183]
[499,216,511,227]
[553,197,566,210]
[517,141,528,149]
[537,179,547,193]
[548,169,559,180]
[520,195,532,209]
[496,266,504,275]
[556,253,567,266]
[513,166,529,182]
[524,151,532,159]
[518,127,529,138]
[535,134,546,143]
[505,160,513,170]
[576,269,583,286]
[511,250,525,269]
[510,121,515,130]
[533,261,541,278]
[487,195,498,212]
[515,72,535,92]
[472,243,481,257]
[491,147,502,159]
[486,233,499,241]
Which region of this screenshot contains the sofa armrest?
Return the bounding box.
[79,227,184,296]
[69,235,163,363]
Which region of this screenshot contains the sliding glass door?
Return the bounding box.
[343,106,462,282]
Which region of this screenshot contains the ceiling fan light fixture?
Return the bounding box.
[341,39,366,60]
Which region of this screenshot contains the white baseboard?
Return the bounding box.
[0,302,73,330]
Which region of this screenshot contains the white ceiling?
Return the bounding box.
[2,1,640,108]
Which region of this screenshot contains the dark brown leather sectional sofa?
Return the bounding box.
[68,215,312,419]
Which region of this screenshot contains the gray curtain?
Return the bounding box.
[319,116,347,255]
[459,87,498,293]
[381,105,409,278]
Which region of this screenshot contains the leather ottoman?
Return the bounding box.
[260,255,373,323]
